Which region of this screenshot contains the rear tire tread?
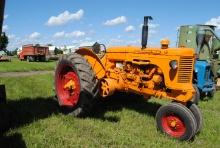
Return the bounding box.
[55,53,99,117]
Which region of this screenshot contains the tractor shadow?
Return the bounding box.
[0,97,60,135]
[88,93,162,122]
[0,94,162,129]
[0,94,162,146]
[0,97,60,147]
[0,133,27,148]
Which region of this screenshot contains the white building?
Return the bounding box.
[59,45,76,54]
[17,47,22,55]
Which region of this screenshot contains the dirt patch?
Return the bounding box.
[0,70,54,77]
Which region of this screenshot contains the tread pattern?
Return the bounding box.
[55,53,99,117]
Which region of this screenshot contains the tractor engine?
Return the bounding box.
[100,62,164,98]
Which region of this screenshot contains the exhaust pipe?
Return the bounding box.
[0,0,6,35]
[142,16,153,49]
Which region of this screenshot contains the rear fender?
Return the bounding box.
[75,48,106,79]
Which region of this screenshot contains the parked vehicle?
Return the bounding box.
[0,50,11,62]
[19,44,49,62]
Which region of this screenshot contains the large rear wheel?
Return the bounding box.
[156,102,197,141]
[55,53,99,117]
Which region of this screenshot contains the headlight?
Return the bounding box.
[169,60,178,70]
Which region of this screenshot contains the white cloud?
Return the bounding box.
[79,41,95,47]
[205,16,220,30]
[2,25,8,31]
[29,32,41,39]
[4,14,8,19]
[53,30,85,38]
[46,9,84,26]
[53,31,65,38]
[104,16,127,26]
[65,31,85,38]
[125,25,135,32]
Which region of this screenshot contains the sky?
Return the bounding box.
[2,0,220,50]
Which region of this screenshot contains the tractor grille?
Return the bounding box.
[178,57,193,83]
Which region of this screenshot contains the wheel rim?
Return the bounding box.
[56,64,80,107]
[161,114,186,137]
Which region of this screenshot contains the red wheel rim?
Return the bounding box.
[56,64,80,107]
[161,114,186,137]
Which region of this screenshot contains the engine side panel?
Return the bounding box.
[100,46,195,102]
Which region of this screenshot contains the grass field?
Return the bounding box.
[0,57,56,72]
[0,74,220,147]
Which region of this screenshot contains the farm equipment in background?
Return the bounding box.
[0,0,6,103]
[178,25,220,99]
[19,44,49,62]
[0,50,11,61]
[55,16,202,141]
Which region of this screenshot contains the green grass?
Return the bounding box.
[0,74,220,147]
[0,57,56,72]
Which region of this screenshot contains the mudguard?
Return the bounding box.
[75,48,106,79]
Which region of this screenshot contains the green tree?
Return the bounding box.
[54,47,63,55]
[47,43,53,46]
[5,48,18,56]
[0,32,9,51]
[11,48,18,56]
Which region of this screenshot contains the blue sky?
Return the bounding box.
[3,0,220,50]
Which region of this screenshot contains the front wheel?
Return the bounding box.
[156,102,197,141]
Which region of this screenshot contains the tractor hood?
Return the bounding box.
[106,46,195,56]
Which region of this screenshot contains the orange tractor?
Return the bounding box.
[55,16,202,141]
